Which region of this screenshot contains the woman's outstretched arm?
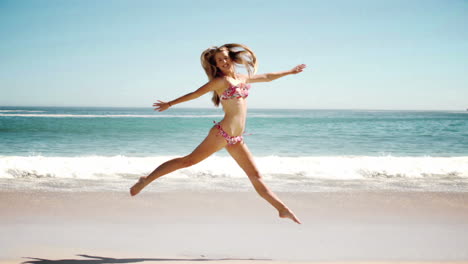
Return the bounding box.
[246,64,306,83]
[153,78,225,112]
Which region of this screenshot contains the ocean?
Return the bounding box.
[1,106,467,192]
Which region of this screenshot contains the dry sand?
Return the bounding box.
[1,191,468,263]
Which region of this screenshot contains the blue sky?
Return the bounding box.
[0,0,467,110]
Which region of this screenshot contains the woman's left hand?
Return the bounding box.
[291,64,307,74]
[153,100,171,112]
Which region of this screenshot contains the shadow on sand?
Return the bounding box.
[22,254,272,264]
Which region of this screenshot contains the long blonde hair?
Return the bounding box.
[200,43,258,107]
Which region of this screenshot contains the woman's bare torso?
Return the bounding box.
[216,77,249,137]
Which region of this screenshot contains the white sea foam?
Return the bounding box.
[1,155,467,181]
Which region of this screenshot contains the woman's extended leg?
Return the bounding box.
[226,142,301,224]
[130,126,227,196]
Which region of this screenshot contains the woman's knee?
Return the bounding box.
[180,155,200,168]
[248,170,263,180]
[249,173,268,197]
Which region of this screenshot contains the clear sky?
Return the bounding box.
[1,0,467,110]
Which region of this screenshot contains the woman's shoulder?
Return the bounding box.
[210,77,230,93]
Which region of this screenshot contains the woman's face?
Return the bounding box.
[214,50,233,74]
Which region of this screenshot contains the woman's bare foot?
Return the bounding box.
[279,207,302,224]
[130,176,147,196]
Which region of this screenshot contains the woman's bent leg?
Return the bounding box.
[130,126,227,196]
[226,142,301,224]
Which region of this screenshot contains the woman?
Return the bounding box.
[130,43,306,224]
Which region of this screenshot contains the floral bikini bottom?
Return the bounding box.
[213,121,243,145]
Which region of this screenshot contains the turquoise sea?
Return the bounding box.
[1,106,467,192]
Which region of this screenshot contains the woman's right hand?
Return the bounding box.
[153,100,171,112]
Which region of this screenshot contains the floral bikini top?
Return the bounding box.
[220,82,251,100]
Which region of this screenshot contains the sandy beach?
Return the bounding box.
[1,190,468,264]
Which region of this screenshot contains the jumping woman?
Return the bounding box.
[130,43,306,224]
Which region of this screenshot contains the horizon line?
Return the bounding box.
[0,105,466,112]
